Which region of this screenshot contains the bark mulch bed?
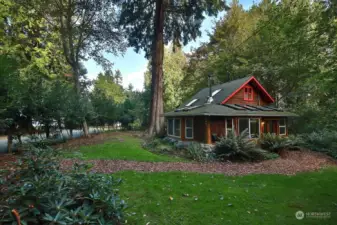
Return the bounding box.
[61,150,337,176]
[0,154,18,170]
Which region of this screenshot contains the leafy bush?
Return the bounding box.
[187,143,215,162]
[259,133,303,152]
[215,130,275,161]
[300,130,337,158]
[0,146,126,225]
[142,137,175,153]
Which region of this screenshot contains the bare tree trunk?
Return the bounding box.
[7,133,13,153]
[73,64,89,137]
[83,120,89,137]
[45,122,50,139]
[148,0,165,136]
[17,135,22,145]
[69,129,73,139]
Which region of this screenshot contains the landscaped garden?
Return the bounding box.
[1,133,337,225]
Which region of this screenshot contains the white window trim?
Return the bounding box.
[185,118,193,139]
[225,118,234,137]
[238,118,261,138]
[279,119,286,135]
[167,118,181,138]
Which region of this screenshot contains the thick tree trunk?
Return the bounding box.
[148,0,165,136]
[69,129,73,139]
[72,64,89,137]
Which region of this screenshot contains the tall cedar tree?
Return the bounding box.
[20,0,126,136]
[119,0,228,135]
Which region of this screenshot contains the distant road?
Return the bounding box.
[0,128,103,153]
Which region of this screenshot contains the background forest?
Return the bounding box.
[1,0,336,152]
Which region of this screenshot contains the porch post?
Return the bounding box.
[205,116,211,144]
[234,117,239,135]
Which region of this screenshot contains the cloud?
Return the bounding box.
[122,64,147,91]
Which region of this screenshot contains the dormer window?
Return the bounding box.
[244,86,253,101]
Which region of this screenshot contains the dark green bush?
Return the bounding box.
[187,143,215,162]
[215,130,276,161]
[142,137,175,153]
[0,146,126,225]
[300,130,337,158]
[259,133,303,152]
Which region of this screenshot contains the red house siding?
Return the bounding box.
[226,84,268,106]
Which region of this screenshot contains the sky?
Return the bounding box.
[84,0,260,91]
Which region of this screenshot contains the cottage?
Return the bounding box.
[164,76,297,144]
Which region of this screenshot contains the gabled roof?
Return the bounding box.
[179,76,274,108]
[164,104,298,117]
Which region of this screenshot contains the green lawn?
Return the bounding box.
[67,135,184,162]
[116,168,337,225]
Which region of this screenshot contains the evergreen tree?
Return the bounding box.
[119,0,228,135]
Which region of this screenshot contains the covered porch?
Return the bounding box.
[166,116,288,144]
[165,103,297,144]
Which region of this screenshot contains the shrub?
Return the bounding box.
[300,130,337,158]
[259,133,303,152]
[215,130,274,161]
[259,133,289,152]
[187,143,215,162]
[0,146,126,225]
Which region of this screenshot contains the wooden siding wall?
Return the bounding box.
[226,84,268,106]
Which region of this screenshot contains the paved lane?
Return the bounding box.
[0,128,102,153]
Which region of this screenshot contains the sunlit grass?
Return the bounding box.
[116,168,337,225]
[65,135,185,162]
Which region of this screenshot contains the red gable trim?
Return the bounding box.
[221,76,275,104]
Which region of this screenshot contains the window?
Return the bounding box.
[238,118,260,138]
[168,119,174,135]
[186,99,198,107]
[244,86,253,101]
[167,118,181,137]
[185,118,193,139]
[226,118,234,136]
[250,119,260,138]
[212,89,221,96]
[279,119,286,135]
[174,119,181,137]
[239,118,249,134]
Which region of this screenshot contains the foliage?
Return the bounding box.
[144,47,188,112]
[119,0,227,135]
[183,0,337,132]
[215,130,276,161]
[186,142,214,162]
[0,146,126,224]
[300,130,337,158]
[259,133,289,152]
